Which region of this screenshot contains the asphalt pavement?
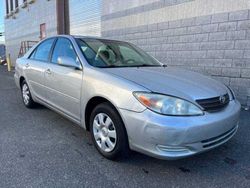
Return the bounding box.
[0,66,250,188]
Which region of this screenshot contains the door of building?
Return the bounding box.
[40,23,46,40]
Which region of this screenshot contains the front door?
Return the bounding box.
[44,38,82,121]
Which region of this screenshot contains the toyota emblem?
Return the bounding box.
[219,95,226,104]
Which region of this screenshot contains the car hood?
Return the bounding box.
[103,67,228,102]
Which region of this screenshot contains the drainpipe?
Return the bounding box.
[246,89,250,111]
[56,0,69,35]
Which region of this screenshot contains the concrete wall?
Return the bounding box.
[69,0,101,36]
[102,0,250,105]
[4,0,57,65]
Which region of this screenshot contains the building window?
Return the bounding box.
[40,23,46,40]
[10,0,14,12]
[5,0,9,15]
[15,0,18,8]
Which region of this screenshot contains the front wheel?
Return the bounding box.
[21,80,36,108]
[90,103,129,160]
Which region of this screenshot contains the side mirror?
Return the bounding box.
[57,56,81,70]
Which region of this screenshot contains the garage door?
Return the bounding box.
[69,0,101,36]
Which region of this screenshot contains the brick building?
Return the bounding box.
[4,0,250,105]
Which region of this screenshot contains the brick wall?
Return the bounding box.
[102,9,250,105]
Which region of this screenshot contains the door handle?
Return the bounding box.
[45,69,52,74]
[25,63,29,68]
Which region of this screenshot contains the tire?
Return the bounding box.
[21,80,36,108]
[90,102,129,160]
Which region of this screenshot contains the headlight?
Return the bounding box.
[133,92,204,116]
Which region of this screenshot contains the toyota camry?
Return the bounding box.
[14,35,241,160]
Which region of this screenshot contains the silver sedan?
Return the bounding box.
[14,35,241,160]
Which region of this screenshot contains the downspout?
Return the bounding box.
[56,0,69,35]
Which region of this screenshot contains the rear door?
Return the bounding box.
[24,38,55,101]
[44,37,82,121]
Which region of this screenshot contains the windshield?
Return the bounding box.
[76,38,162,68]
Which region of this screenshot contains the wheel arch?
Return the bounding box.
[19,76,25,88]
[84,96,126,133]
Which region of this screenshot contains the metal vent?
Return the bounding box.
[201,126,237,148]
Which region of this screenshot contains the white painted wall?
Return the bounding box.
[4,0,57,65]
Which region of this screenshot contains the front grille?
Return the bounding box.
[196,93,229,112]
[201,126,237,148]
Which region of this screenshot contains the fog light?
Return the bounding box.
[157,145,190,152]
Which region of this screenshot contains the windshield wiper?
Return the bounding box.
[96,65,118,68]
[132,64,162,67]
[96,64,163,68]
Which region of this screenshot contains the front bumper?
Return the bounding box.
[119,100,241,160]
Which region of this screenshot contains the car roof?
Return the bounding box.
[73,35,114,40]
[60,35,125,43]
[44,35,127,44]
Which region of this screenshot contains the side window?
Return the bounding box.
[51,38,78,64]
[31,38,55,61]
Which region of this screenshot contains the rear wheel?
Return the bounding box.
[90,103,129,160]
[21,80,36,108]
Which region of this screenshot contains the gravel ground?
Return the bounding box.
[0,66,250,188]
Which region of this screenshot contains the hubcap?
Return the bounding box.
[22,84,30,105]
[93,113,117,153]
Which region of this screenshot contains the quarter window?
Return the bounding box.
[30,38,55,62]
[51,38,78,64]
